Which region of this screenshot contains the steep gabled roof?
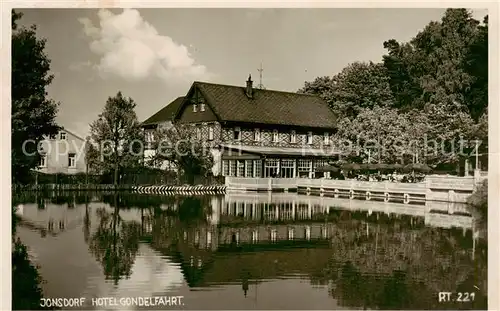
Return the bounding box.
[143,96,185,125]
[192,82,337,129]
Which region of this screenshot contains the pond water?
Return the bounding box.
[14,192,487,310]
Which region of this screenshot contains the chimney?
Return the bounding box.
[246,74,253,98]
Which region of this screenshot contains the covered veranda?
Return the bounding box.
[219,144,340,178]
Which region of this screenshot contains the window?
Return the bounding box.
[264,158,279,177]
[280,159,295,178]
[208,126,214,140]
[272,130,279,143]
[222,160,229,176]
[200,103,205,112]
[145,131,154,143]
[196,126,202,140]
[233,127,241,141]
[193,104,198,112]
[307,132,313,144]
[237,160,245,177]
[288,228,294,240]
[324,132,330,145]
[68,153,76,168]
[290,130,296,143]
[314,159,328,170]
[254,128,260,141]
[229,160,236,177]
[59,132,67,140]
[297,159,311,177]
[49,134,57,140]
[254,160,262,177]
[245,160,253,177]
[38,154,47,168]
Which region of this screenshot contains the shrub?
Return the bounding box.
[467,179,487,219]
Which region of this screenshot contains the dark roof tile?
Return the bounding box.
[142,96,185,125]
[195,82,337,129]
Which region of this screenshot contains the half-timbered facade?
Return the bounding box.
[142,96,185,170]
[143,76,339,177]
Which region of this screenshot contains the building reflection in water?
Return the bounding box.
[14,191,487,309]
[138,192,485,308]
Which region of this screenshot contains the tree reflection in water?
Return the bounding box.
[83,197,91,244]
[88,193,141,285]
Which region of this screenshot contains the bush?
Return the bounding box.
[467,179,487,219]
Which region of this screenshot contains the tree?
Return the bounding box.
[87,92,144,185]
[382,9,486,114]
[334,106,412,164]
[148,124,214,184]
[299,62,394,119]
[465,15,488,121]
[11,10,59,184]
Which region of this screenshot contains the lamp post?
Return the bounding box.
[85,136,90,187]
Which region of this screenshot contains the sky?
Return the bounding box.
[16,7,488,138]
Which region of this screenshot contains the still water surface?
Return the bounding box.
[15,192,487,310]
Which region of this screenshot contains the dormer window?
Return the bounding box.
[272,130,279,143]
[324,132,330,145]
[49,134,57,140]
[234,127,241,141]
[193,104,198,112]
[59,132,67,140]
[254,128,260,141]
[307,132,313,144]
[290,130,296,143]
[200,103,205,112]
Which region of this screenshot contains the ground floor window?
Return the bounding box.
[280,159,295,178]
[224,157,337,178]
[229,160,236,177]
[314,159,329,170]
[245,160,253,177]
[237,160,245,177]
[264,159,279,177]
[297,159,312,177]
[254,160,262,177]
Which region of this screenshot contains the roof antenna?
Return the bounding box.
[257,62,265,90]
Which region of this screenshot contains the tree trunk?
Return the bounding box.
[114,163,119,187]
